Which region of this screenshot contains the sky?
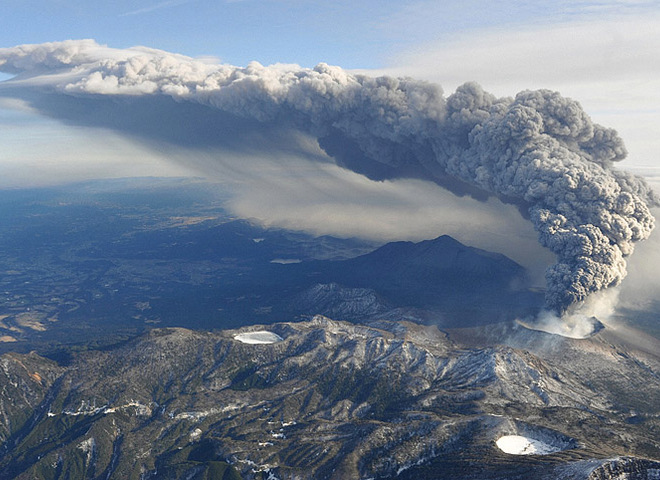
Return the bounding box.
[1,0,660,304]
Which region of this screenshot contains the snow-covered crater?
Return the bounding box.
[493,419,578,456]
[496,435,563,455]
[234,331,283,344]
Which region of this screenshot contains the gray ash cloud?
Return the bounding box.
[1,40,656,314]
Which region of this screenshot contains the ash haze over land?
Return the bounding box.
[0,40,657,317]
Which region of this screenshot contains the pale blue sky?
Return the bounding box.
[2,0,655,68]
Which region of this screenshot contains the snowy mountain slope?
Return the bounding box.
[0,316,658,479]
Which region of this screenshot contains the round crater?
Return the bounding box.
[496,435,563,455]
[234,331,283,344]
[493,419,579,456]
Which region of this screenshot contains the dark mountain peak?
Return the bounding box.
[340,234,526,291]
[294,233,542,323]
[354,234,517,270]
[420,234,463,248]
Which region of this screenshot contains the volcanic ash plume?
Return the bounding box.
[0,40,657,314]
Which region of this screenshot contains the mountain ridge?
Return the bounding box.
[0,316,658,479]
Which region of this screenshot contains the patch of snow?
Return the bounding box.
[78,437,95,453]
[63,400,108,417]
[496,435,561,455]
[269,258,301,264]
[77,437,96,465]
[174,408,222,420]
[234,331,283,344]
[103,401,152,416]
[396,453,436,475]
[60,400,155,417]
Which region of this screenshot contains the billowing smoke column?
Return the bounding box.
[0,40,657,314]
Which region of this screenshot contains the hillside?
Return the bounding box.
[0,316,658,479]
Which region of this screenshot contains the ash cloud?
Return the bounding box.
[1,40,657,315]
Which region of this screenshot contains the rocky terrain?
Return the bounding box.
[0,315,658,479]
